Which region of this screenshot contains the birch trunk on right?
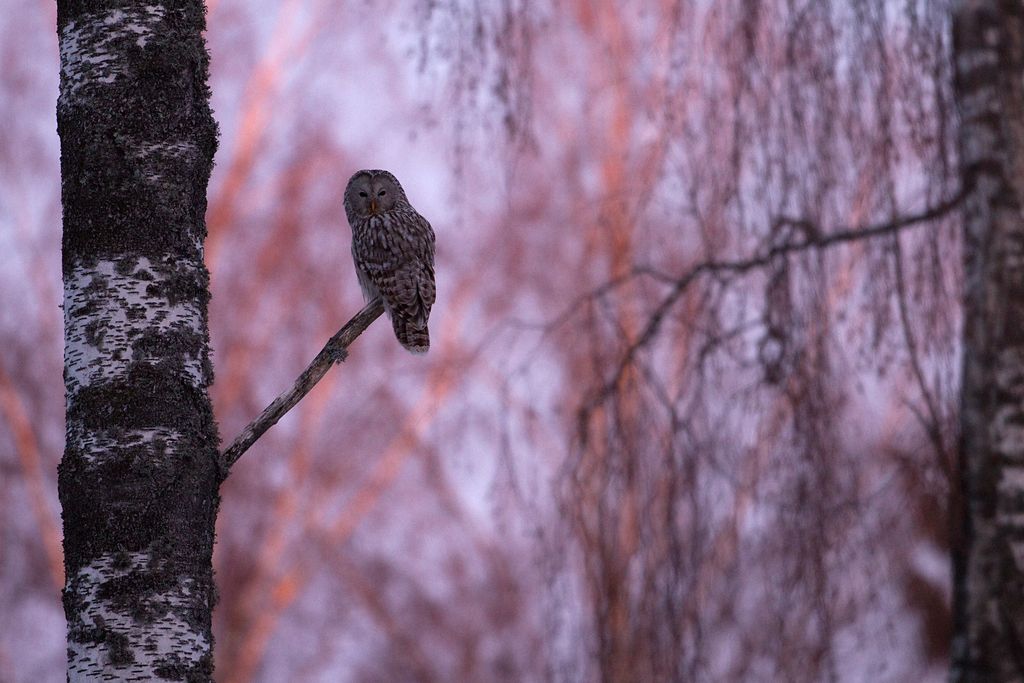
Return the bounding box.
[953,2,1024,680]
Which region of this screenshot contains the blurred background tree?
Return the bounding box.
[0,0,991,680]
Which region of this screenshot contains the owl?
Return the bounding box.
[343,169,436,353]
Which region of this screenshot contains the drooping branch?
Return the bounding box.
[576,190,966,426]
[220,299,385,474]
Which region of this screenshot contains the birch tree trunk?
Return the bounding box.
[56,0,220,679]
[953,1,1024,680]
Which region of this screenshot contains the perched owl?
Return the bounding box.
[343,169,436,353]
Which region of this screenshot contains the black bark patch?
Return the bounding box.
[67,371,212,434]
[59,0,218,274]
[107,630,135,666]
[154,652,215,682]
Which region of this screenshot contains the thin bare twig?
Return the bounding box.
[891,234,952,476]
[219,299,385,475]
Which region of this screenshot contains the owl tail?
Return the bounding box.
[392,315,430,354]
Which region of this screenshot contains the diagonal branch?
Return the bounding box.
[220,299,385,475]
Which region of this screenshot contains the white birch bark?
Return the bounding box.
[57,1,220,680]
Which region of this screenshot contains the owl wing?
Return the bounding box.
[393,211,435,326]
[354,209,435,325]
[408,212,436,321]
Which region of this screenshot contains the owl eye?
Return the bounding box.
[358,191,368,197]
[378,190,387,197]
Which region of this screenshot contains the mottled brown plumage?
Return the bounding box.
[343,170,436,353]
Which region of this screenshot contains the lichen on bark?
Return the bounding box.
[57,0,221,679]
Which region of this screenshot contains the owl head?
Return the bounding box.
[344,169,408,220]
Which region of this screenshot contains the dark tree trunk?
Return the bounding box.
[952,1,1024,680]
[56,0,220,679]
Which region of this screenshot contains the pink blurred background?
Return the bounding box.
[1,1,958,680]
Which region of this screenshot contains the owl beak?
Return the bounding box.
[369,198,378,214]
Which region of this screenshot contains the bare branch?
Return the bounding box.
[220,299,385,475]
[580,190,966,423]
[891,234,952,477]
